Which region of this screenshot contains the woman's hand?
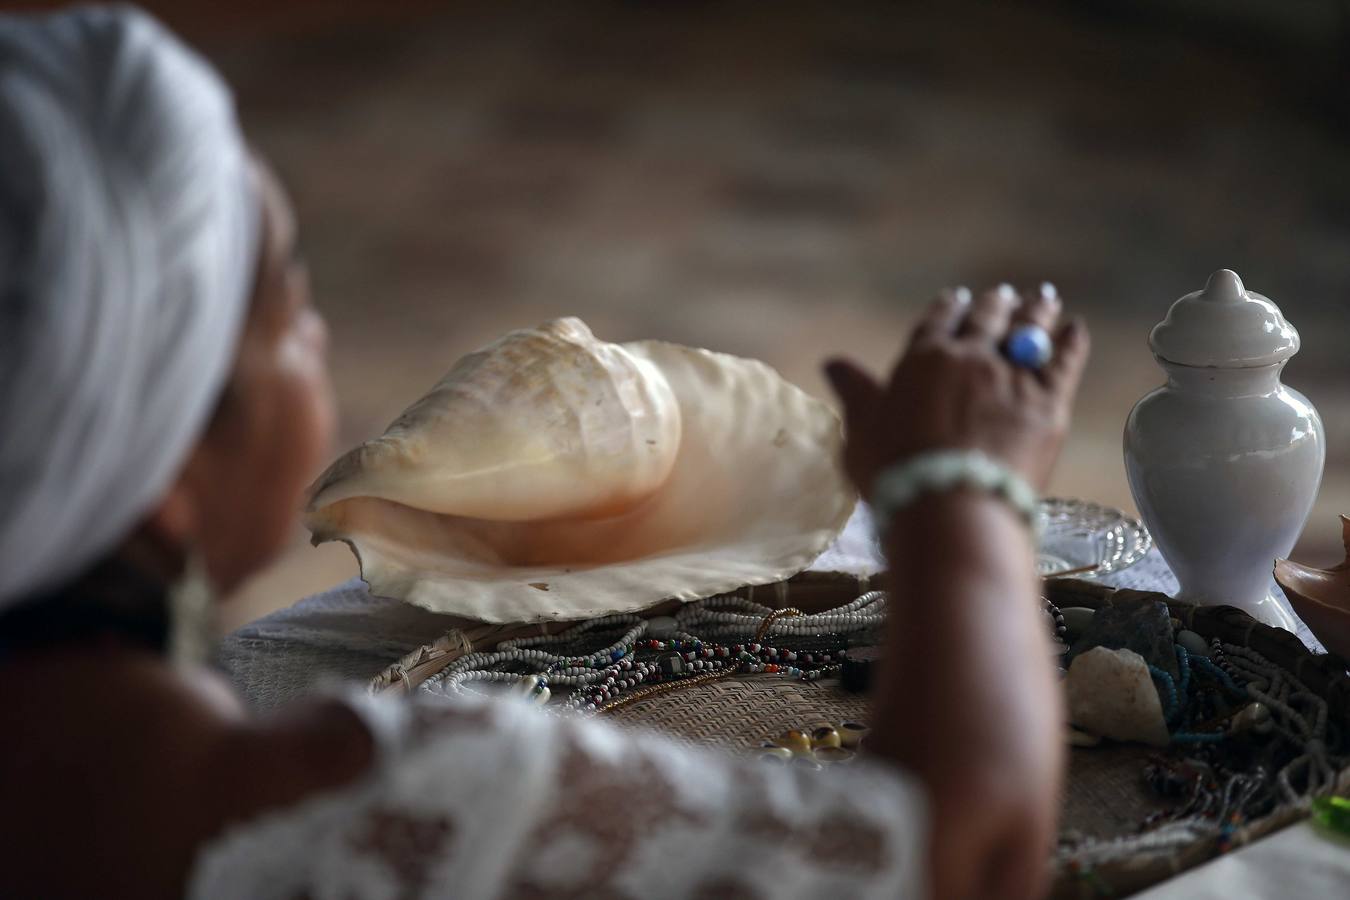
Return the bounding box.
[824,283,1090,900]
[824,283,1090,493]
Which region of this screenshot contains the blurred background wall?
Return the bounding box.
[14,0,1350,627]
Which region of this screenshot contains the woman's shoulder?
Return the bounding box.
[0,648,373,899]
[2,658,927,900]
[188,690,544,899]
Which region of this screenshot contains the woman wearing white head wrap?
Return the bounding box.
[0,3,260,605]
[0,7,1090,900]
[0,7,343,891]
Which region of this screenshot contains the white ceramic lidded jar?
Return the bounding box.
[1123,269,1325,630]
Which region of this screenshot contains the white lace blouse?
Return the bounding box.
[188,692,927,899]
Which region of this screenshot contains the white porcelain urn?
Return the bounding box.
[1123,269,1325,630]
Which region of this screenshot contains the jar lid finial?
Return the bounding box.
[1149,270,1300,368]
[1201,269,1245,303]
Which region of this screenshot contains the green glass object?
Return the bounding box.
[1311,796,1350,837]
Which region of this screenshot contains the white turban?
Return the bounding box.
[0,5,260,606]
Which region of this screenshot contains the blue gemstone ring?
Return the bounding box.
[1003,323,1053,371]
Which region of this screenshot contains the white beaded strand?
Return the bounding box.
[673,591,887,641]
[418,590,880,705]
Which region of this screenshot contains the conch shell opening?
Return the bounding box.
[307,318,681,523]
[304,318,854,622]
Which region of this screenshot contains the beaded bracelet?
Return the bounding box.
[869,449,1040,538]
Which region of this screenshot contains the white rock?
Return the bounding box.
[1065,646,1170,748]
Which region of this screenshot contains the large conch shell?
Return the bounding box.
[305,318,854,622]
[1275,516,1350,659]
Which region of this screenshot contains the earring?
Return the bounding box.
[168,550,217,668]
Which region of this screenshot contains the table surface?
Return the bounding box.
[1134,820,1350,899]
[217,505,1335,897]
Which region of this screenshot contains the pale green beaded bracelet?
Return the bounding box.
[869,449,1040,538]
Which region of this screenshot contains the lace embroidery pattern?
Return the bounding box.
[189,694,925,900]
[346,810,455,900]
[506,738,711,899]
[740,807,887,872]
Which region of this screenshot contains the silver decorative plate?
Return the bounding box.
[1035,498,1152,579]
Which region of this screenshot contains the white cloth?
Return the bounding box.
[189,690,929,900]
[0,5,258,605]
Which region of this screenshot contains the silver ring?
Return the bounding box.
[1004,324,1053,370]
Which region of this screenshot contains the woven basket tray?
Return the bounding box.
[371,573,1350,898]
[1044,580,1350,898]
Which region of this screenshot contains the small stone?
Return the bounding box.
[1059,607,1096,643]
[656,651,684,677]
[1176,630,1210,658]
[775,729,813,755]
[1065,646,1171,748]
[646,616,679,640]
[1067,598,1180,683]
[810,725,842,750]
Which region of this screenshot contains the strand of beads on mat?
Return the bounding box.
[1144,644,1248,744]
[1141,762,1269,841]
[416,593,881,713]
[585,604,815,717]
[420,614,647,696]
[559,628,852,714]
[1058,819,1212,880]
[1042,597,1067,639]
[670,591,887,641]
[1140,639,1338,817]
[1217,642,1339,803]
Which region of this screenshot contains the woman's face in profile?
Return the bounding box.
[187,159,336,593]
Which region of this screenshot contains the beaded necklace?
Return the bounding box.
[419,591,887,714]
[672,591,887,640]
